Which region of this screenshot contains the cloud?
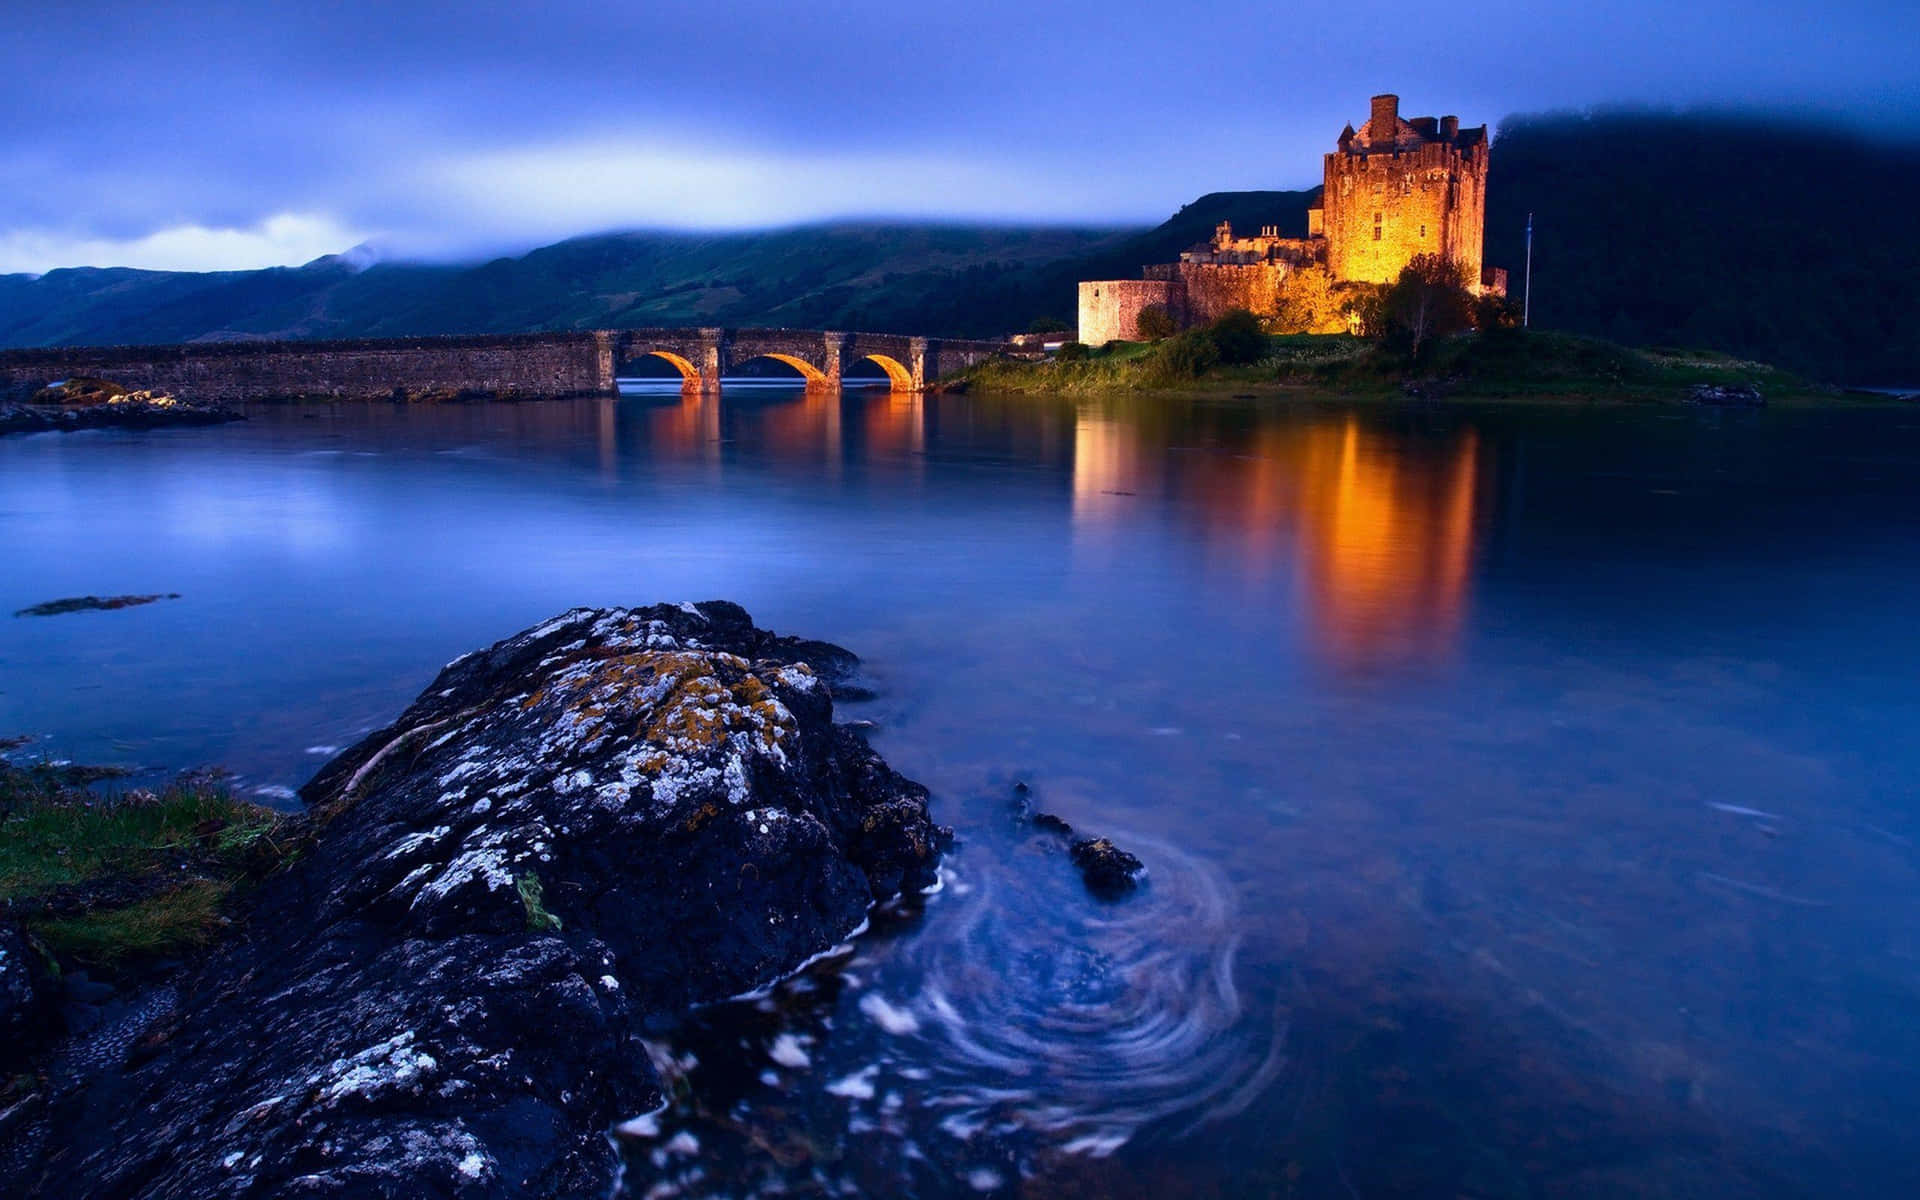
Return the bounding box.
[0,213,367,275]
[408,138,1115,252]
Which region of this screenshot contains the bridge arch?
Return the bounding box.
[733,352,829,385]
[631,349,701,385]
[855,353,913,390]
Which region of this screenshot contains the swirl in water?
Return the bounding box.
[859,833,1288,1158]
[618,833,1287,1196]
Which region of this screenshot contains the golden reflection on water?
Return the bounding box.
[1301,417,1480,670]
[1075,405,1484,672]
[643,391,722,462]
[602,386,1484,672]
[863,392,926,461]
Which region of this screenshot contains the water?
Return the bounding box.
[4,385,1919,1196]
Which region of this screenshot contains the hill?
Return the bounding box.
[0,225,1129,349]
[1484,110,1920,386]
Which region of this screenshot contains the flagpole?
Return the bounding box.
[1523,212,1534,328]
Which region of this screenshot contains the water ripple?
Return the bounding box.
[873,836,1287,1157]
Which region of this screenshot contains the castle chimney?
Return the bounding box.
[1440,114,1459,141]
[1369,94,1399,145]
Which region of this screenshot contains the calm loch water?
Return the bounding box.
[4,386,1919,1197]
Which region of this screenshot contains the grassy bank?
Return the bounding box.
[951,328,1842,404]
[0,761,301,972]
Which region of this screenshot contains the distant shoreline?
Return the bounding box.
[948,329,1863,407]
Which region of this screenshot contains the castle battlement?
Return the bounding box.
[1077,93,1503,345]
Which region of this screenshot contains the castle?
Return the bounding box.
[1078,94,1507,345]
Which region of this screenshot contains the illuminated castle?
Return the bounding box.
[1078,94,1507,344]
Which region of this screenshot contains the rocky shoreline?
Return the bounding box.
[1,378,241,435]
[1,602,948,1198]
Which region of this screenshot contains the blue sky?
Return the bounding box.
[3,0,1914,273]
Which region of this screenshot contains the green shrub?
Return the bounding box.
[1054,341,1091,362]
[1206,309,1268,365]
[1026,316,1070,334]
[1474,292,1521,332]
[1152,329,1219,379]
[1134,304,1178,342]
[1380,255,1476,361]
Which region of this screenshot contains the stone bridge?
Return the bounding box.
[615,328,1004,392]
[0,328,1011,404]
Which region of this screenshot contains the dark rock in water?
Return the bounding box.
[5,602,946,1198]
[1070,837,1146,897]
[1686,383,1765,407]
[1009,782,1144,897]
[1031,812,1075,836]
[0,923,55,1073]
[14,593,180,618]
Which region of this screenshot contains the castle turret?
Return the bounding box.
[1369,94,1399,145]
[1440,114,1459,141]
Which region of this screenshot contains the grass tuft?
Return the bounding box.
[0,762,301,971]
[32,880,229,963]
[517,871,563,933]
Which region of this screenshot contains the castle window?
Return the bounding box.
[1420,224,1426,238]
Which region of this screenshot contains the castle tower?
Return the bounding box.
[1322,94,1490,290]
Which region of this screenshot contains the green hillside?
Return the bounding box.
[0,224,1129,348]
[1484,110,1920,386]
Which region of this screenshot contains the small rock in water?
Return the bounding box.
[1686,382,1764,407]
[14,594,180,618]
[1009,781,1143,897]
[1070,837,1145,897]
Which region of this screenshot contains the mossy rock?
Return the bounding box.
[30,377,131,407]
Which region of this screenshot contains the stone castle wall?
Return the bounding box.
[1322,139,1487,288]
[0,333,616,403]
[1146,262,1291,328]
[1078,280,1177,345]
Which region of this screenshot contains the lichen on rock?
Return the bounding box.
[4,601,947,1198]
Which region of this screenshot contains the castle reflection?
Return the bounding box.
[1074,403,1484,672]
[603,384,1483,672]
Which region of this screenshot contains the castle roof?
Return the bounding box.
[1344,97,1485,154]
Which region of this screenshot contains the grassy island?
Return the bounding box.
[955,324,1834,405]
[966,255,1853,405]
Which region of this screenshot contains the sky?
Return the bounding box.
[3,0,1915,274]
